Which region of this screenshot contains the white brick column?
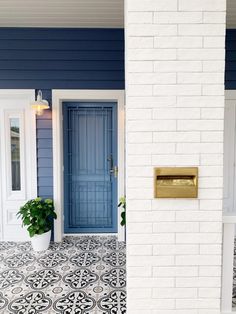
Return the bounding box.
[125,1,226,313]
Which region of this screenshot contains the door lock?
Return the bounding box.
[110,166,118,178]
[107,155,118,178]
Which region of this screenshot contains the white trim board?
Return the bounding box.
[225,90,236,99]
[52,90,125,242]
[222,90,236,313]
[0,90,37,241]
[223,90,236,220]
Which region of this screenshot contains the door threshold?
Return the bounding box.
[63,233,118,237]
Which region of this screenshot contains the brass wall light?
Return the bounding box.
[31,90,50,116]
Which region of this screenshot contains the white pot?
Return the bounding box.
[31,230,51,252]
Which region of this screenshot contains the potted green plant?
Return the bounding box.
[17,197,57,252]
[118,196,126,226]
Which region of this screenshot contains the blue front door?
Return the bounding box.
[63,102,118,233]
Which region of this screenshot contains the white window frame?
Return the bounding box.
[5,111,26,200]
[52,89,125,242]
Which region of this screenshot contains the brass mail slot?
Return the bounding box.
[154,167,198,198]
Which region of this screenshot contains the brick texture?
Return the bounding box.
[125,0,226,313]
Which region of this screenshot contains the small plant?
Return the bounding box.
[118,196,126,226]
[17,197,57,237]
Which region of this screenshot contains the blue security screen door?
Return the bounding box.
[63,102,118,233]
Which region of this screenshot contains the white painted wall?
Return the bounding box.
[125,0,226,313]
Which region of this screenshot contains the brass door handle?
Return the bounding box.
[110,166,118,178]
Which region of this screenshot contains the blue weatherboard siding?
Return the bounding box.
[0,28,124,89]
[226,29,236,89]
[0,27,124,199]
[36,90,53,199]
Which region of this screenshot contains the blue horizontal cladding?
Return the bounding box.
[38,177,53,186]
[0,80,124,89]
[226,51,236,61]
[0,50,123,60]
[36,119,52,129]
[36,90,53,199]
[0,70,124,80]
[0,27,124,219]
[226,29,236,89]
[0,60,124,71]
[38,158,53,168]
[38,187,54,197]
[0,27,125,90]
[0,28,124,40]
[37,129,53,139]
[37,149,53,158]
[226,62,236,71]
[38,168,53,177]
[37,139,53,149]
[0,40,124,51]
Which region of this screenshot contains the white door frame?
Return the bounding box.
[221,90,236,313]
[0,89,37,241]
[52,90,125,242]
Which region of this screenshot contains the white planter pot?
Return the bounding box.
[31,230,51,252]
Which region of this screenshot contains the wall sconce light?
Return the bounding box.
[31,90,50,115]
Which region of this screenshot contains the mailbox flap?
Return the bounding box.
[154,167,198,198]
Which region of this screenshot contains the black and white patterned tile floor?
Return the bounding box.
[0,236,126,314]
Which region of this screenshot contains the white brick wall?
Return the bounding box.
[125,0,226,313]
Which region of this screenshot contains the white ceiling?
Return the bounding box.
[0,0,233,29]
[0,0,124,28]
[227,0,236,28]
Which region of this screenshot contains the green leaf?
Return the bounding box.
[120,211,126,226]
[23,217,30,225]
[52,212,57,219]
[27,225,33,231]
[119,196,126,203]
[38,219,44,226]
[29,230,36,237]
[17,197,56,237]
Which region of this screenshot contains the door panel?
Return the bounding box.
[0,90,37,241]
[63,102,117,233]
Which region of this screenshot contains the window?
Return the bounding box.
[10,118,21,191]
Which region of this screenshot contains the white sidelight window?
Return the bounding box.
[10,117,21,191]
[0,90,37,241]
[5,112,26,199]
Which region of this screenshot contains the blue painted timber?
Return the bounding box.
[63,102,118,233]
[0,28,124,201]
[226,29,236,89]
[0,28,124,90]
[36,90,53,198]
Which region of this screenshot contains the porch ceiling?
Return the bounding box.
[0,0,124,28]
[228,0,236,28]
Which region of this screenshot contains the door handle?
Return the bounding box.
[107,155,118,178]
[110,166,118,178]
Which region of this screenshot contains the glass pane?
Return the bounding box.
[10,118,21,191]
